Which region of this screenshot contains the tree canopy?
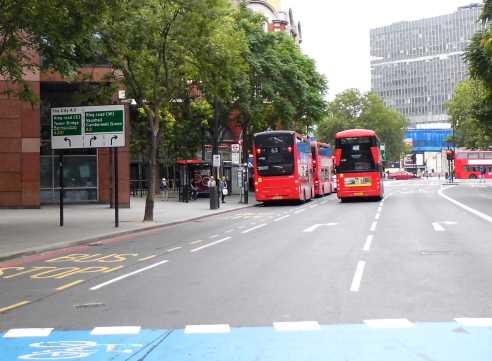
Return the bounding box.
[447,79,492,149]
[316,89,406,162]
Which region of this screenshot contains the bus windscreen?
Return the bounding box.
[336,137,377,172]
[255,134,294,176]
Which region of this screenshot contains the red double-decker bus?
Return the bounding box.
[334,129,384,201]
[454,150,492,179]
[254,131,314,203]
[311,141,333,197]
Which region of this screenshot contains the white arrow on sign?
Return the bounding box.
[432,221,457,232]
[303,223,338,232]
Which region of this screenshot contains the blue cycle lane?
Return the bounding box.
[1,322,492,361]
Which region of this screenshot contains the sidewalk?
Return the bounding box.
[0,193,256,262]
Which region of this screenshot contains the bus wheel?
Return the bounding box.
[469,174,477,179]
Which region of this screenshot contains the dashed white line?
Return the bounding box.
[454,318,492,327]
[3,328,53,338]
[350,261,366,292]
[363,235,373,251]
[273,321,320,332]
[370,221,377,232]
[184,324,231,334]
[190,237,232,253]
[190,240,205,245]
[90,260,168,291]
[167,247,182,252]
[241,223,267,234]
[364,319,414,329]
[225,229,234,233]
[309,204,319,209]
[432,222,445,232]
[91,326,141,335]
[274,215,290,222]
[210,234,220,239]
[294,208,307,214]
[302,223,338,232]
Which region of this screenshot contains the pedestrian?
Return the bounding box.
[161,177,168,201]
[219,176,228,203]
[190,180,199,200]
[480,166,486,183]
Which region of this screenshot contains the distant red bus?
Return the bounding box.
[311,141,333,196]
[254,131,314,202]
[334,129,384,201]
[454,150,492,179]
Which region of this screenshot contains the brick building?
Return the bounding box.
[0,66,130,208]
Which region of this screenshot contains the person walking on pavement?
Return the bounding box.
[480,166,486,183]
[161,177,169,201]
[219,176,228,203]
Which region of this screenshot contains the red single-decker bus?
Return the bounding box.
[334,129,384,201]
[311,141,333,196]
[254,131,314,203]
[454,150,492,179]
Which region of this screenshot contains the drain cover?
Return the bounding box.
[74,302,105,309]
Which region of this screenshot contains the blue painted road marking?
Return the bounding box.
[1,322,491,360]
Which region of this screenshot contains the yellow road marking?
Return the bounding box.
[138,255,156,262]
[105,265,123,273]
[55,279,85,291]
[0,300,30,313]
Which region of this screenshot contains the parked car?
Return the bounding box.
[387,171,419,180]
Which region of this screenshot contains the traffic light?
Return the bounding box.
[446,149,455,161]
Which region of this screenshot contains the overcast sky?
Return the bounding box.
[283,0,480,99]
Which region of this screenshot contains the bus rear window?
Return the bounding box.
[336,137,377,172]
[255,134,294,176]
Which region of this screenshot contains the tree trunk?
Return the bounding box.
[144,132,158,222]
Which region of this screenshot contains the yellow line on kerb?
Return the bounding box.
[56,279,85,291]
[0,300,30,313]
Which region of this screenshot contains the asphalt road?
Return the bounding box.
[1,179,491,361]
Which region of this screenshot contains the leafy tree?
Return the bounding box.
[98,0,242,221]
[447,79,492,149]
[0,0,114,102]
[317,89,406,161]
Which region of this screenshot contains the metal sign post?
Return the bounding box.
[59,153,64,226]
[114,148,119,227]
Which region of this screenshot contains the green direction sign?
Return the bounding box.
[52,114,82,136]
[85,110,124,134]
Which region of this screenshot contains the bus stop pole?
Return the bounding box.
[59,153,64,227]
[114,147,119,227]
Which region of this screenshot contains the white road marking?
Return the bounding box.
[273,321,320,332]
[167,247,182,252]
[190,240,205,245]
[302,223,338,232]
[363,235,373,251]
[4,328,53,338]
[225,229,234,233]
[454,318,492,327]
[190,237,232,253]
[364,319,414,329]
[184,324,231,334]
[370,221,377,232]
[91,326,141,335]
[432,222,445,232]
[309,204,319,209]
[90,260,168,291]
[210,234,220,239]
[375,213,380,220]
[242,223,267,234]
[274,215,290,222]
[294,208,307,214]
[350,261,366,292]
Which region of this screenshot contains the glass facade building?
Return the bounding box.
[370,4,482,128]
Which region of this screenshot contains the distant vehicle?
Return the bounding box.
[334,129,384,201]
[332,174,337,191]
[387,170,419,180]
[311,141,333,197]
[454,150,492,179]
[253,130,314,203]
